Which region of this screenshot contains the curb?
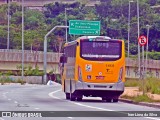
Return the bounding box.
[119,98,160,109]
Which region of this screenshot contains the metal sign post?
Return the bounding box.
[138,35,147,95]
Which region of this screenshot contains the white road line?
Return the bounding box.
[68,117,74,119]
[8,99,11,101]
[35,108,40,110]
[145,117,160,120]
[14,101,18,104]
[3,92,8,95]
[48,89,160,120]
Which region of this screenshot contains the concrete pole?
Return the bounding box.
[21,0,24,80]
[128,2,130,58]
[65,8,72,43]
[65,8,67,43]
[137,0,141,78]
[128,1,134,58]
[7,0,10,49]
[145,25,151,76]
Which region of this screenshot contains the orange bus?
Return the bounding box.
[60,36,125,102]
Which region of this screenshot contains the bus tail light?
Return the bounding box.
[78,66,83,82]
[118,67,123,82]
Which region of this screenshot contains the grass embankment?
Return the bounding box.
[122,77,160,102]
[125,77,160,94]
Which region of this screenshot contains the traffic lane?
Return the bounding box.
[0,85,29,111]
[2,84,159,112]
[0,85,65,111]
[0,85,126,120]
[0,85,159,120]
[0,85,116,112]
[49,86,160,120]
[51,86,160,111]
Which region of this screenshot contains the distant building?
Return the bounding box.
[0,0,101,10]
[151,5,160,13]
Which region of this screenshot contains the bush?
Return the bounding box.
[125,78,140,87]
[56,74,61,84]
[130,44,138,55]
[133,94,152,103]
[139,77,160,94]
[148,52,160,60]
[15,79,26,85]
[17,64,44,76]
[0,76,13,83]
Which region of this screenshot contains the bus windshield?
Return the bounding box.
[80,40,122,61]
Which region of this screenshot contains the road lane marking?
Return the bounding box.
[14,101,18,104]
[49,89,160,120]
[68,117,74,119]
[35,108,40,110]
[3,92,8,95]
[8,99,11,101]
[145,117,160,120]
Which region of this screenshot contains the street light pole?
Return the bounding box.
[22,0,24,80]
[44,26,69,84]
[137,0,141,78]
[128,1,134,58]
[7,0,10,49]
[65,8,67,43]
[65,8,72,43]
[145,25,151,76]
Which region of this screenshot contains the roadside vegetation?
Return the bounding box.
[125,78,140,87]
[125,77,160,94]
[0,65,44,85]
[123,77,160,102]
[0,76,26,85]
[121,94,160,103]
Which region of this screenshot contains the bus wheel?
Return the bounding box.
[77,96,83,101]
[102,97,106,101]
[70,93,76,101]
[113,99,118,102]
[66,93,70,100]
[106,98,112,102]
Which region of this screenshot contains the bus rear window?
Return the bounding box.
[80,40,122,61]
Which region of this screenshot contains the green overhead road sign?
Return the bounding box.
[69,20,100,35]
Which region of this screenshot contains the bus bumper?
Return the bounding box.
[74,81,124,98]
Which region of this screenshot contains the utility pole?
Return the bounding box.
[145,25,151,76]
[7,0,10,49]
[44,26,69,84]
[22,0,24,80]
[128,1,134,58]
[137,0,141,78]
[65,8,72,43]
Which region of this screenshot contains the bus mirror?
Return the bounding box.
[60,56,67,63]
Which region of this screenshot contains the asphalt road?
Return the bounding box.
[0,83,159,120]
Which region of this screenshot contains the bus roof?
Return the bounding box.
[77,36,111,40]
[64,36,124,47]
